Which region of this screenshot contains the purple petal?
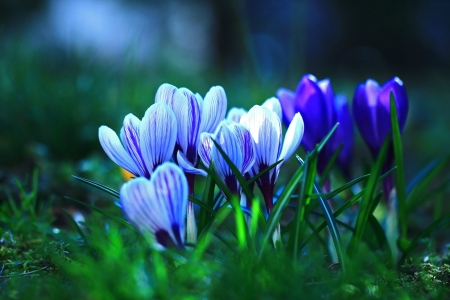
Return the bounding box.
[332,95,353,171]
[120,162,188,249]
[294,74,329,152]
[140,102,177,175]
[276,87,296,125]
[378,77,409,134]
[155,83,185,107]
[352,79,381,154]
[99,125,141,176]
[317,78,337,129]
[200,86,227,134]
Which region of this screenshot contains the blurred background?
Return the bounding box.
[0,0,449,215]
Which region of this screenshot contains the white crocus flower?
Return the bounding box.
[240,98,304,213]
[99,102,177,179]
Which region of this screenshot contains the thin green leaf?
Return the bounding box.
[258,163,304,259]
[319,144,343,187]
[348,135,390,256]
[407,155,450,210]
[197,169,216,234]
[62,208,89,246]
[310,174,370,200]
[72,175,120,199]
[64,196,136,232]
[390,92,407,238]
[368,215,394,267]
[211,140,266,231]
[317,123,339,153]
[246,159,283,185]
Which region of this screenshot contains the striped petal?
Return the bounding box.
[198,132,213,169]
[140,102,177,176]
[99,125,141,176]
[120,162,187,249]
[200,86,227,134]
[230,123,255,174]
[122,114,149,178]
[178,88,202,165]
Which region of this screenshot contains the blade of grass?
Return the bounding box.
[72,175,120,199]
[64,196,136,232]
[246,159,283,185]
[258,163,304,259]
[319,144,343,187]
[390,92,407,239]
[348,135,390,257]
[62,208,89,246]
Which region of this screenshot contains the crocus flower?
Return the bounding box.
[120,162,187,250]
[277,75,353,175]
[352,77,408,157]
[99,102,177,179]
[198,121,255,199]
[240,99,304,213]
[155,83,227,179]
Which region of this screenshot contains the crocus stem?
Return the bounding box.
[186,173,197,245]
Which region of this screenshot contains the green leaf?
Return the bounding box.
[317,123,339,153]
[287,152,317,258]
[310,174,370,200]
[72,175,120,199]
[390,92,407,238]
[247,159,283,185]
[62,208,89,246]
[319,144,343,187]
[348,135,390,257]
[399,212,450,265]
[210,139,267,232]
[258,163,304,259]
[198,169,216,234]
[64,196,136,232]
[407,155,450,211]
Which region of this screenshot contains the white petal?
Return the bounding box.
[200,86,227,134]
[262,97,282,121]
[140,102,177,175]
[177,151,207,176]
[279,112,304,163]
[226,107,247,123]
[99,126,141,176]
[178,88,202,165]
[155,83,184,107]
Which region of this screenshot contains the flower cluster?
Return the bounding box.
[99,76,408,250]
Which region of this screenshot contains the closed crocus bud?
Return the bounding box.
[352,77,408,157]
[277,75,353,175]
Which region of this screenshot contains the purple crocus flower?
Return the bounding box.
[99,102,177,179]
[120,162,187,250]
[277,75,353,175]
[352,77,408,157]
[198,121,255,199]
[240,98,304,213]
